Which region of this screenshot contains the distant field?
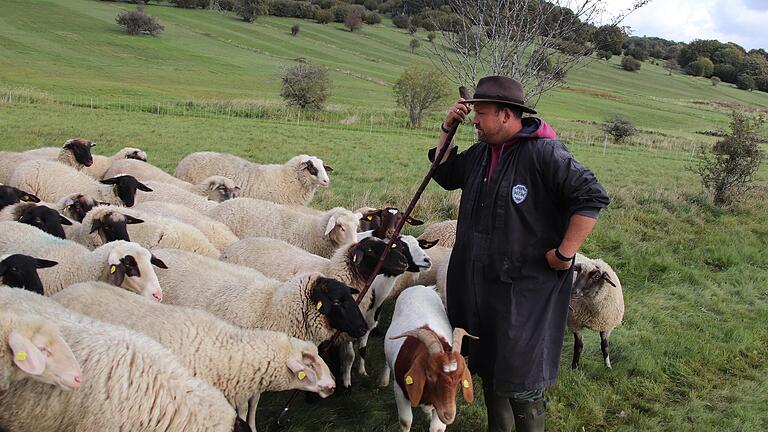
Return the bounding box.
[1,0,768,431]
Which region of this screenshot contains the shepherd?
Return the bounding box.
[428,76,610,432]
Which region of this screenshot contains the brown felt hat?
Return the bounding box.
[462,75,537,114]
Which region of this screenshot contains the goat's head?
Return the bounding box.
[350,236,408,278]
[391,327,477,425]
[358,207,423,239]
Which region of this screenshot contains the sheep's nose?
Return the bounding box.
[153,291,163,302]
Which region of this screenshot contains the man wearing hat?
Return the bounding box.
[428,76,610,432]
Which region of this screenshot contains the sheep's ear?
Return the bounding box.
[323,164,333,172]
[403,364,426,406]
[460,364,475,403]
[600,272,616,287]
[8,331,46,376]
[89,219,103,234]
[150,255,168,269]
[59,215,72,226]
[418,239,438,250]
[100,177,121,185]
[35,258,58,269]
[324,216,337,236]
[124,215,144,225]
[405,216,424,226]
[136,182,152,192]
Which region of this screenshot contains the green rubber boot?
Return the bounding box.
[510,398,546,432]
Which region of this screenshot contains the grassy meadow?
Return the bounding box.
[1,0,768,431]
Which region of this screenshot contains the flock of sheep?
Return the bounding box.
[0,138,625,432]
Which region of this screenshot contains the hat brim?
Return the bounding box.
[461,99,537,114]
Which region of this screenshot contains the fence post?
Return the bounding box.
[603,135,608,156]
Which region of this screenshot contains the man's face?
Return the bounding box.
[472,102,506,144]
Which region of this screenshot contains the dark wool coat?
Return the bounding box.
[428,118,609,393]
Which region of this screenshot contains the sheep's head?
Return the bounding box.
[571,260,617,299]
[62,138,95,167]
[17,204,72,239]
[285,338,335,397]
[4,315,82,391]
[308,275,367,338]
[323,209,361,246]
[60,193,99,223]
[121,147,148,162]
[0,254,58,296]
[88,209,143,243]
[358,207,424,239]
[100,175,152,207]
[105,242,166,302]
[0,186,39,210]
[391,327,477,425]
[296,155,331,188]
[201,176,240,202]
[350,237,408,278]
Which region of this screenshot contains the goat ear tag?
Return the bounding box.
[352,255,357,263]
[462,379,470,389]
[391,243,397,248]
[316,301,322,311]
[297,371,306,380]
[21,195,30,201]
[405,375,414,385]
[366,215,373,220]
[110,265,117,274]
[15,351,27,362]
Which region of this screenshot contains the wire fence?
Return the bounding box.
[0,87,725,162]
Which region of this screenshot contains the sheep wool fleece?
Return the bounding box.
[428,117,610,394]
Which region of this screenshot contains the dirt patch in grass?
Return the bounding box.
[561,86,624,101]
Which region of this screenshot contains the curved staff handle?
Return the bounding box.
[275,85,470,428]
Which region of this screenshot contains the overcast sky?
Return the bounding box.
[601,0,768,50]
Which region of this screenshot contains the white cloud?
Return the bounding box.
[600,0,767,50]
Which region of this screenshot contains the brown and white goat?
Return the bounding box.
[381,285,476,432]
[356,207,423,239]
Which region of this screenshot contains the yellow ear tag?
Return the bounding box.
[110,265,117,274]
[21,195,30,201]
[316,301,322,311]
[297,371,306,380]
[391,243,397,248]
[462,379,470,389]
[367,215,373,220]
[352,255,357,263]
[405,375,414,385]
[15,351,27,362]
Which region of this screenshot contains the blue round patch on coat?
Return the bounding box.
[512,184,528,204]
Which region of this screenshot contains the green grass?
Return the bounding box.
[1,1,768,430]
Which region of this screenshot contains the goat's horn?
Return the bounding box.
[451,328,478,354]
[390,329,444,355]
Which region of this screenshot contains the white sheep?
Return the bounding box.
[208,197,360,258]
[0,287,244,432]
[10,159,151,206]
[0,202,72,239]
[151,248,369,346]
[174,152,331,206]
[134,180,219,213]
[133,201,239,251]
[72,205,220,257]
[568,253,624,369]
[0,139,95,184]
[105,159,240,202]
[54,281,336,431]
[0,221,165,300]
[418,219,457,248]
[0,311,81,392]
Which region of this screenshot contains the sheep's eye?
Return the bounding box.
[332,299,341,306]
[339,226,345,232]
[10,267,17,272]
[37,346,52,357]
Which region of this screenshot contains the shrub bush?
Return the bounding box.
[596,50,612,60]
[330,4,351,22]
[316,9,333,23]
[393,66,451,127]
[280,62,331,110]
[236,0,268,21]
[269,0,318,18]
[363,12,381,24]
[409,38,420,53]
[623,46,649,61]
[115,7,164,35]
[714,63,738,83]
[686,57,714,77]
[427,32,436,42]
[621,55,641,71]
[171,0,208,7]
[692,111,764,206]
[291,23,300,36]
[737,74,756,91]
[392,14,410,29]
[344,7,363,31]
[711,76,721,86]
[601,114,638,143]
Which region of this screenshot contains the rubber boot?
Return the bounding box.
[484,391,515,432]
[510,398,546,432]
